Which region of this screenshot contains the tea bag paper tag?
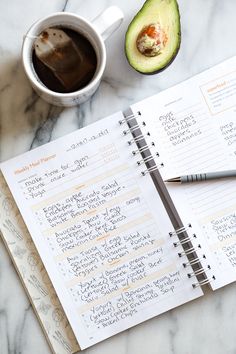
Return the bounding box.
[34,28,93,91]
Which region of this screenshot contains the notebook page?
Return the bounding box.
[132,56,236,291]
[0,111,202,349]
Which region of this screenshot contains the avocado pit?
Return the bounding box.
[136,23,167,57]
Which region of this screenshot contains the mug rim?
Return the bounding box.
[22,12,106,99]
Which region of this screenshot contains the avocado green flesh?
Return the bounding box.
[125,0,181,74]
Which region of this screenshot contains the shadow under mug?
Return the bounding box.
[22,6,124,107]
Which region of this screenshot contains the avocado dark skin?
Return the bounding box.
[125,0,181,75]
[129,47,181,75]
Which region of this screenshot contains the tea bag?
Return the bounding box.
[34,28,90,91]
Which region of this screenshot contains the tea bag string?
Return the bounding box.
[24,33,56,51]
[23,34,40,40]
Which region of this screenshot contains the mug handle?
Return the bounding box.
[92,6,124,41]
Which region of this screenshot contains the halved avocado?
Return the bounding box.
[125,0,181,74]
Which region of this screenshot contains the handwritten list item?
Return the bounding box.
[1,112,202,349]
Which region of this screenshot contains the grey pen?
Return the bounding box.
[165,169,236,183]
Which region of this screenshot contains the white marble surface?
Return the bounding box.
[0,0,236,353]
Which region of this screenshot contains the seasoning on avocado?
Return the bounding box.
[136,23,167,57]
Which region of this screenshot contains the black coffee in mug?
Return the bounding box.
[32,27,97,93]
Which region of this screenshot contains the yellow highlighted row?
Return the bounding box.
[43,187,140,237]
[77,263,175,315]
[31,164,128,211]
[55,213,152,261]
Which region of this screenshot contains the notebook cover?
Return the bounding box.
[0,172,80,354]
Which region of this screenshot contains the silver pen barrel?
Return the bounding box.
[181,170,236,183]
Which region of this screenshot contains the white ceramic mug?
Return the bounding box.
[22,7,123,107]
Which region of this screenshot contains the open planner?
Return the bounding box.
[0,55,236,353]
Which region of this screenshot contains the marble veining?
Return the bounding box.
[1,0,236,353]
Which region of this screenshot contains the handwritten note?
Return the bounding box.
[0,111,202,349]
[132,56,236,290]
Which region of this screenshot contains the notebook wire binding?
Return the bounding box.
[118,111,141,125]
[121,111,215,290]
[137,154,159,166]
[141,164,164,176]
[132,142,155,155]
[170,225,216,288]
[123,124,140,135]
[120,111,164,176]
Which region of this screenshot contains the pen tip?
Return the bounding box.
[164,177,180,182]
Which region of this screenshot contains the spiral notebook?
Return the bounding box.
[1,55,236,352]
